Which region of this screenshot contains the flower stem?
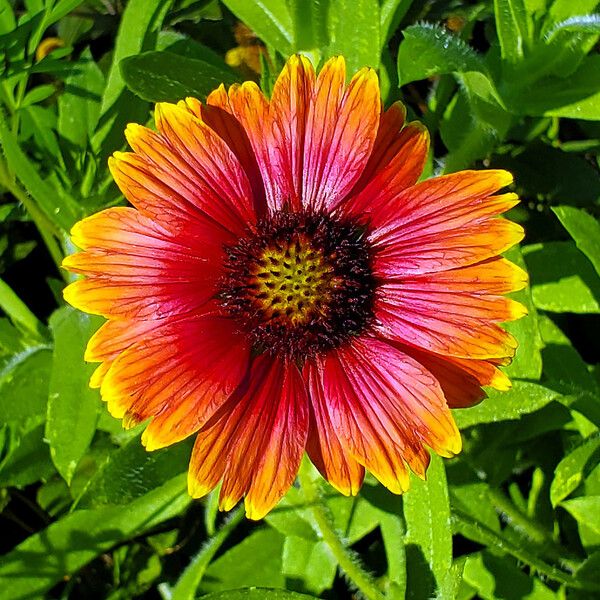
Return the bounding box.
[298,460,386,600]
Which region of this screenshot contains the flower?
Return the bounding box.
[63,55,526,520]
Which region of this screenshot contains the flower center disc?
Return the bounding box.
[249,235,335,326]
[219,211,376,360]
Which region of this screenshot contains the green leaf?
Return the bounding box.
[462,551,558,600]
[199,590,318,599]
[561,496,600,535]
[397,23,489,86]
[58,47,104,147]
[403,454,453,599]
[550,433,600,507]
[46,307,102,484]
[326,0,380,72]
[221,0,293,55]
[281,536,337,595]
[501,246,543,380]
[553,206,600,276]
[121,51,241,103]
[77,435,192,508]
[0,346,52,423]
[0,110,80,231]
[381,0,414,43]
[200,529,286,594]
[523,241,600,313]
[0,475,189,600]
[0,277,48,340]
[0,421,55,487]
[288,0,329,52]
[453,381,560,428]
[494,0,529,63]
[545,13,600,40]
[92,0,172,158]
[516,55,600,120]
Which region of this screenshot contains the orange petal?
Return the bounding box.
[121,112,255,236]
[373,216,524,278]
[375,282,524,360]
[401,257,529,295]
[399,346,511,408]
[100,314,250,446]
[303,57,381,211]
[85,318,160,387]
[63,207,220,320]
[344,122,429,218]
[305,360,365,496]
[188,356,308,520]
[268,54,316,210]
[315,337,461,493]
[180,94,267,216]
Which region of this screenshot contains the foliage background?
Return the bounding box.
[1,0,600,598]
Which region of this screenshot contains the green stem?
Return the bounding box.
[298,461,386,600]
[488,488,580,572]
[168,506,244,600]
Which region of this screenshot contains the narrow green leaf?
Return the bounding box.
[516,55,600,120]
[494,0,529,62]
[92,0,172,158]
[403,454,452,599]
[551,434,600,507]
[121,51,241,103]
[553,206,600,276]
[221,0,293,55]
[58,47,104,147]
[0,420,55,487]
[326,0,380,71]
[380,0,414,43]
[451,508,589,589]
[0,475,189,600]
[288,0,329,51]
[0,110,79,231]
[0,277,48,340]
[453,381,560,428]
[46,306,102,484]
[199,590,318,599]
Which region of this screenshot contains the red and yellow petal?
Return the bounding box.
[313,337,461,494]
[268,54,316,210]
[181,94,267,215]
[99,314,250,448]
[303,57,381,211]
[188,356,308,520]
[375,281,525,360]
[85,318,160,388]
[305,361,365,496]
[398,345,512,408]
[63,207,219,320]
[370,170,523,277]
[345,122,429,218]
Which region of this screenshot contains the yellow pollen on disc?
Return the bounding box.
[249,236,335,325]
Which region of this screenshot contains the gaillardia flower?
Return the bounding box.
[63,55,526,519]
